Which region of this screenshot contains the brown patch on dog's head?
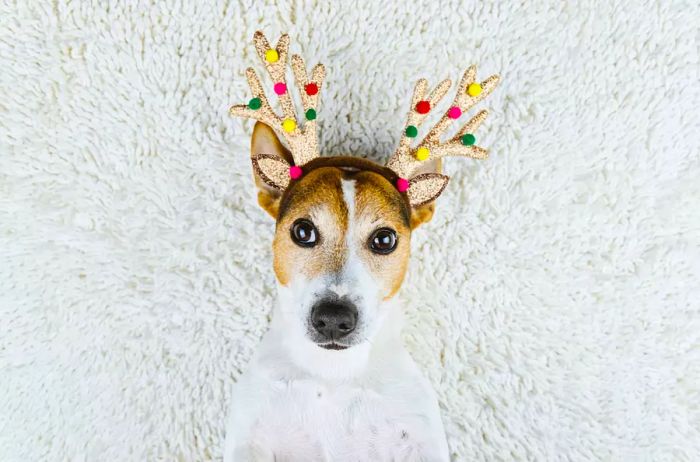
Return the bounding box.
[272,167,348,286]
[351,171,411,298]
[270,165,412,300]
[249,122,443,228]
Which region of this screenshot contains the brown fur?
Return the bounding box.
[250,122,442,297]
[250,122,440,228]
[272,168,348,285]
[271,167,411,299]
[352,171,412,298]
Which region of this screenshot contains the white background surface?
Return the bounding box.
[1,0,699,460]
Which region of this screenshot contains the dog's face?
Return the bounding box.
[273,166,411,350]
[250,123,438,352]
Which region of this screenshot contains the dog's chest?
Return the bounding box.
[248,378,434,459]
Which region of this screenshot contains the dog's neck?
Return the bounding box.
[257,290,405,384]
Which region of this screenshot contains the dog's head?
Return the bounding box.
[250,123,440,352]
[230,32,499,363]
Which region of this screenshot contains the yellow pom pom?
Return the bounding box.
[282,119,297,132]
[415,147,430,161]
[467,83,482,97]
[265,49,279,63]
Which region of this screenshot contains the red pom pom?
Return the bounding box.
[305,83,319,96]
[396,178,410,193]
[415,100,431,114]
[289,166,303,180]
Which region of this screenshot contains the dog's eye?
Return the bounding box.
[369,228,397,255]
[291,219,318,247]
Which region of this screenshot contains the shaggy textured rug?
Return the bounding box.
[1,1,699,460]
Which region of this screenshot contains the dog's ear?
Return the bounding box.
[250,122,294,217]
[408,158,444,229]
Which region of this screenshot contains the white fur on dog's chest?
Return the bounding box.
[224,313,450,461]
[246,378,433,459]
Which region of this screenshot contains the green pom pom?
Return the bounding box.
[405,125,418,138]
[305,108,317,121]
[461,133,476,146]
[248,97,262,110]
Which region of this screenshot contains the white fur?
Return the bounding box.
[2,1,699,460]
[341,180,356,218]
[223,297,449,461]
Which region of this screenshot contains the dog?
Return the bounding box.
[223,32,499,461]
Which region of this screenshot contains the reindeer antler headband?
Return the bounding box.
[230,31,500,207]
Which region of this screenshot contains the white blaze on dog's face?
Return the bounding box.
[250,123,437,355]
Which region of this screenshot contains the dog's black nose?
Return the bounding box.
[310,300,358,341]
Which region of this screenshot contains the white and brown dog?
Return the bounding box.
[224,32,499,461]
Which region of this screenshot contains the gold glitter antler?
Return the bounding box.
[229,31,326,166]
[387,66,500,180]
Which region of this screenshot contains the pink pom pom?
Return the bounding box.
[289,165,303,180]
[274,82,287,95]
[447,106,462,119]
[396,178,410,193]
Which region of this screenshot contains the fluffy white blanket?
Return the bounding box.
[1,1,698,460]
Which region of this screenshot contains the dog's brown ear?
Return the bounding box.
[408,158,443,229]
[250,122,294,217]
